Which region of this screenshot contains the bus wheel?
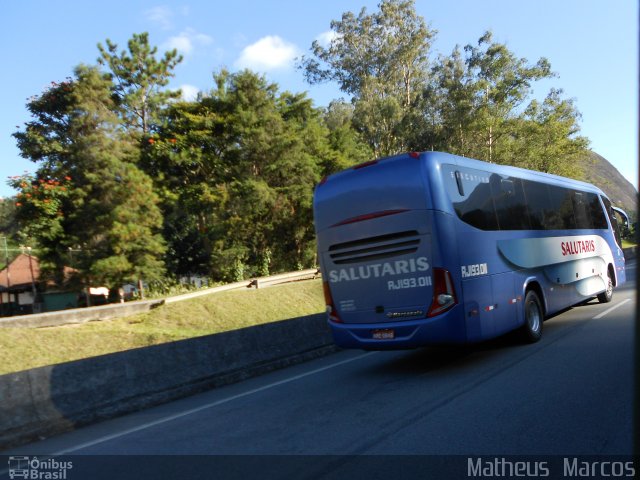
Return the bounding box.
[521,290,543,343]
[597,271,613,303]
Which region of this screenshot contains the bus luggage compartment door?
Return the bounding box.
[463,276,495,342]
[463,272,519,341]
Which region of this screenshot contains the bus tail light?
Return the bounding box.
[427,268,457,317]
[323,281,343,323]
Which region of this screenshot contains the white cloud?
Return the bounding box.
[179,84,200,101]
[145,6,174,30]
[315,30,340,48]
[234,36,300,72]
[165,34,194,55]
[163,29,213,56]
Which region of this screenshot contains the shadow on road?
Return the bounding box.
[366,331,525,377]
[366,284,634,379]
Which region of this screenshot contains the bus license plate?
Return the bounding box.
[372,329,394,340]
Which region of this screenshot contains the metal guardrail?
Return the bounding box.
[164,268,321,304]
[248,268,321,289]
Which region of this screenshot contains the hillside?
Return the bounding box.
[581,151,637,220]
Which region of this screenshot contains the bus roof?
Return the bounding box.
[314,151,607,233]
[439,152,605,195]
[322,151,603,194]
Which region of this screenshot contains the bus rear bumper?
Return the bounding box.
[328,308,466,350]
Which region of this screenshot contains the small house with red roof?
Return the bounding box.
[0,253,79,315]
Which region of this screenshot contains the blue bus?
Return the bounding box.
[313,151,626,349]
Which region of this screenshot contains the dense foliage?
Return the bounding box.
[8,0,594,288]
[300,4,588,174]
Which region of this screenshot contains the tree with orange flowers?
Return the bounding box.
[12,65,165,289]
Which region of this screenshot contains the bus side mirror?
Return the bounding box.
[611,206,629,228]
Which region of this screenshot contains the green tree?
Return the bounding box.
[12,74,86,283]
[0,198,20,269]
[509,89,589,177]
[412,31,587,178]
[413,46,477,154]
[97,32,183,136]
[420,32,554,159]
[300,0,436,156]
[12,65,165,289]
[207,71,325,278]
[0,198,19,245]
[322,100,373,172]
[151,70,334,281]
[463,31,554,163]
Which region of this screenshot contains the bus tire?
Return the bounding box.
[521,290,543,343]
[597,270,614,303]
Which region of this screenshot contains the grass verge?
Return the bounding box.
[0,279,325,376]
[621,239,636,249]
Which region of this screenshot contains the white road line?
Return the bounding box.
[592,298,631,320]
[53,351,377,455]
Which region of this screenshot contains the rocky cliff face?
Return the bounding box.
[581,151,637,220]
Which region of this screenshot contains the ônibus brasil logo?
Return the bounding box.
[7,456,72,479]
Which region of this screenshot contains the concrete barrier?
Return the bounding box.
[0,313,336,451]
[0,299,165,328]
[0,269,321,328]
[623,246,636,261]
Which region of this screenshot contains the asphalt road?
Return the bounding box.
[3,261,636,477]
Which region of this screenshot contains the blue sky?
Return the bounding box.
[1,0,637,198]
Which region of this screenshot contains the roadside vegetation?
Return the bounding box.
[0,279,325,375]
[0,0,600,295]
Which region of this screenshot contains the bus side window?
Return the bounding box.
[448,166,607,234]
[589,194,608,229]
[493,177,531,230]
[572,191,592,229]
[546,185,576,230]
[601,196,622,245]
[522,180,549,230]
[451,169,499,231]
